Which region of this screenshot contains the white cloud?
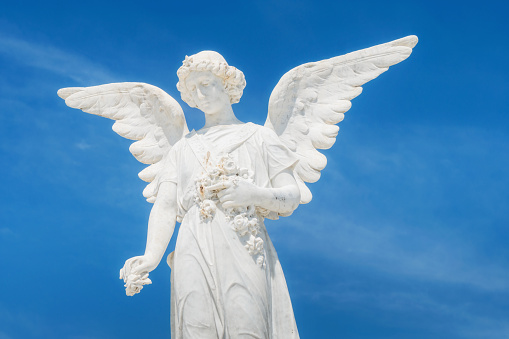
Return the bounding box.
[75,141,92,150]
[0,331,13,339]
[273,124,509,292]
[296,284,509,339]
[0,34,114,85]
[0,305,109,339]
[286,193,509,294]
[0,227,14,236]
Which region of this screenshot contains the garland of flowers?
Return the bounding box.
[194,153,266,268]
[120,263,152,296]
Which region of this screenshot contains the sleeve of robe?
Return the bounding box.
[258,127,299,219]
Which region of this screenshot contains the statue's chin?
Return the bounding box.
[200,107,215,115]
[196,101,214,113]
[200,104,231,117]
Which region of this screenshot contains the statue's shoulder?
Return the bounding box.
[239,123,278,144]
[167,134,191,154]
[249,123,280,141]
[247,122,271,134]
[183,129,198,140]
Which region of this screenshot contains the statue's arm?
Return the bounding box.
[143,181,178,268]
[124,181,178,276]
[256,168,301,215]
[217,168,300,215]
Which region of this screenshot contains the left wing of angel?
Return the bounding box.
[265,35,418,204]
[58,82,189,203]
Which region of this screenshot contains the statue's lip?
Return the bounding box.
[197,100,212,108]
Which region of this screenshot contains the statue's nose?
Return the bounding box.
[196,87,205,100]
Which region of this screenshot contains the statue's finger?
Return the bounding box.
[131,267,147,276]
[132,261,154,275]
[217,189,226,199]
[125,256,139,269]
[219,194,233,203]
[206,181,231,192]
[217,187,234,199]
[222,201,233,209]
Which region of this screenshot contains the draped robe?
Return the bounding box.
[161,123,300,339]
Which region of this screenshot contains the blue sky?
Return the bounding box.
[1,0,508,338]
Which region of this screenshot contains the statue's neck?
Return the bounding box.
[202,105,242,129]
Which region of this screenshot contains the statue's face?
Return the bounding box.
[185,71,230,115]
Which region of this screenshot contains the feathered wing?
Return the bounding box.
[58,82,189,203]
[265,35,418,204]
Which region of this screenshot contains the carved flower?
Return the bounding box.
[234,206,248,214]
[193,153,266,268]
[197,182,214,200]
[256,255,265,268]
[183,55,193,67]
[197,184,205,199]
[200,176,212,187]
[200,199,217,220]
[123,273,152,296]
[247,219,259,235]
[209,167,221,178]
[238,168,253,180]
[244,235,264,256]
[256,207,270,218]
[233,215,249,236]
[223,158,238,175]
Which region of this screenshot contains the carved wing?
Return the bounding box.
[265,35,418,204]
[57,82,189,203]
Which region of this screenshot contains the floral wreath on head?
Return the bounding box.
[176,54,246,108]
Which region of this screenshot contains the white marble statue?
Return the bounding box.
[58,35,418,338]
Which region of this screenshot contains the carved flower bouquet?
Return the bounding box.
[119,260,152,296]
[194,153,266,267]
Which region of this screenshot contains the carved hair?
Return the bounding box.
[176,52,246,108]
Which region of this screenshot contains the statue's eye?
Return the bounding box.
[202,81,209,87]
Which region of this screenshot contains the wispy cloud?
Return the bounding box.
[273,121,509,333]
[75,141,92,150]
[0,306,50,339]
[274,124,509,292]
[0,34,114,84]
[286,213,509,291]
[295,282,509,339]
[0,305,109,339]
[0,227,14,236]
[0,331,14,339]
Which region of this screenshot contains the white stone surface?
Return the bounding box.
[57,35,418,338]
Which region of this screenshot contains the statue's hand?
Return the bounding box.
[214,180,262,209]
[119,254,158,296]
[121,254,159,276]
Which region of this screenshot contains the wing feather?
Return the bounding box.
[265,35,418,203]
[58,82,188,203]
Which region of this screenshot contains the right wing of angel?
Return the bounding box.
[265,36,418,204]
[57,82,189,203]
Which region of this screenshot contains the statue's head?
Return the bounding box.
[176,51,246,110]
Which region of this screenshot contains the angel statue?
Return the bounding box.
[58,35,418,338]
